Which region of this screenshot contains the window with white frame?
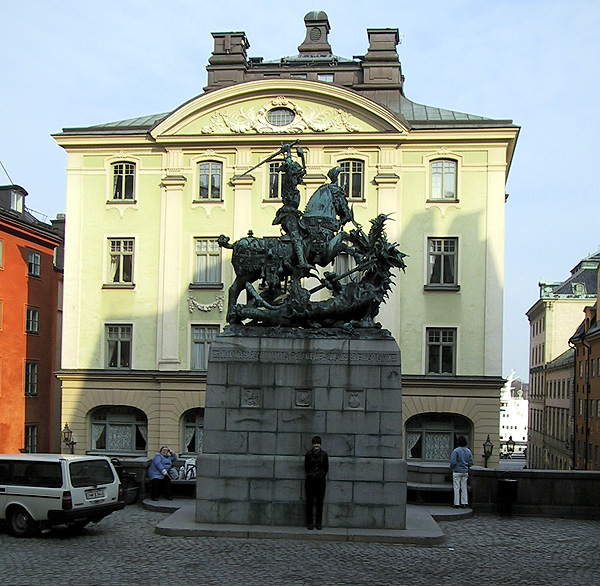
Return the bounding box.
[333,253,361,285]
[191,325,219,371]
[24,425,38,453]
[193,238,221,286]
[198,161,222,200]
[339,159,364,200]
[430,159,457,201]
[112,162,135,200]
[25,361,38,396]
[28,251,41,277]
[427,238,458,287]
[108,238,134,284]
[26,307,39,334]
[0,239,3,267]
[10,190,23,213]
[269,162,282,199]
[90,406,147,454]
[426,328,456,374]
[106,324,132,369]
[182,408,204,454]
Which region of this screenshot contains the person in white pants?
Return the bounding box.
[450,436,473,508]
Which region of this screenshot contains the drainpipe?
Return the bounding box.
[583,336,592,470]
[568,340,577,469]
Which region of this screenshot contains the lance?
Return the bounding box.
[237,139,300,178]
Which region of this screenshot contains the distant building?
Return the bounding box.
[526,251,600,468]
[570,264,600,470]
[0,185,64,453]
[53,12,518,465]
[499,371,528,457]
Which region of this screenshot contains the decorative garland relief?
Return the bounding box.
[187,294,225,314]
[201,97,360,134]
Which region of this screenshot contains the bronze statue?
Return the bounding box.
[218,142,406,329]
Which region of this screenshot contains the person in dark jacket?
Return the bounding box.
[304,436,329,530]
[450,435,473,508]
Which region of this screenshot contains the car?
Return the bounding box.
[0,454,125,537]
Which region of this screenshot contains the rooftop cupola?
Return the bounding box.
[297,11,332,56]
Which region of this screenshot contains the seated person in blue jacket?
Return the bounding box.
[148,445,177,501]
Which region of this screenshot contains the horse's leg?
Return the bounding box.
[226,275,247,323]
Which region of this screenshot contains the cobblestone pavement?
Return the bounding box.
[1,505,599,586]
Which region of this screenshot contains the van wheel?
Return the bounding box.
[8,507,39,538]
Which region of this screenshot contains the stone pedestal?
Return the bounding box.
[195,329,406,529]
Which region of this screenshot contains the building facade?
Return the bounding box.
[54,12,518,466]
[0,185,63,453]
[499,371,529,457]
[526,252,599,469]
[570,265,600,470]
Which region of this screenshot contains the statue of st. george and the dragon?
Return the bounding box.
[218,141,407,331]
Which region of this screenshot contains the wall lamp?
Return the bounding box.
[483,434,494,468]
[61,423,77,454]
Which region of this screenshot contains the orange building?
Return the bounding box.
[0,185,63,453]
[571,264,600,469]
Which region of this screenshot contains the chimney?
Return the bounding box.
[297,11,332,56]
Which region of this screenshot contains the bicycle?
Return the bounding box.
[111,458,141,505]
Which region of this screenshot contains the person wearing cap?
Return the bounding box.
[304,436,329,530]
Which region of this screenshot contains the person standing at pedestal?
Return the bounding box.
[304,436,329,530]
[450,435,473,508]
[148,445,177,501]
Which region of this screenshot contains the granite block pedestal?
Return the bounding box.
[195,329,407,530]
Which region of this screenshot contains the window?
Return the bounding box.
[193,238,221,286]
[405,413,471,461]
[266,108,295,127]
[269,162,282,199]
[426,328,456,374]
[90,406,147,454]
[24,425,38,453]
[198,162,222,200]
[427,238,458,287]
[430,159,457,201]
[112,162,135,200]
[191,325,219,371]
[108,238,134,284]
[339,160,364,200]
[28,251,41,277]
[26,307,39,334]
[0,239,4,268]
[333,253,361,285]
[25,362,38,396]
[317,73,334,83]
[106,325,132,369]
[10,189,23,213]
[182,409,204,454]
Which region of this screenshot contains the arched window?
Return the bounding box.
[339,159,364,200]
[90,406,147,454]
[430,159,457,201]
[182,409,204,454]
[112,162,136,201]
[405,413,471,461]
[198,161,222,200]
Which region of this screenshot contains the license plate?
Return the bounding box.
[86,489,105,500]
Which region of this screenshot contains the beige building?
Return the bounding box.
[54,12,518,467]
[526,252,600,469]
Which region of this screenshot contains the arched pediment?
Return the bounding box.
[150,79,408,140]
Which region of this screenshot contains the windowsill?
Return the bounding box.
[425,372,457,377]
[105,367,132,371]
[189,283,224,290]
[106,199,137,204]
[28,274,41,279]
[102,283,136,290]
[192,199,224,204]
[263,198,282,203]
[424,285,460,292]
[25,394,38,398]
[26,331,39,336]
[426,199,459,204]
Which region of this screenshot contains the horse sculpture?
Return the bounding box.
[218,144,407,328]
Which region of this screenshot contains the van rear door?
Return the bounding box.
[68,459,118,508]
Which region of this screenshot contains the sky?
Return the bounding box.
[1,0,599,380]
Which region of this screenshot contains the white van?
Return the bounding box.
[0,454,125,537]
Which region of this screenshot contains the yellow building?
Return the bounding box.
[54,12,518,466]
